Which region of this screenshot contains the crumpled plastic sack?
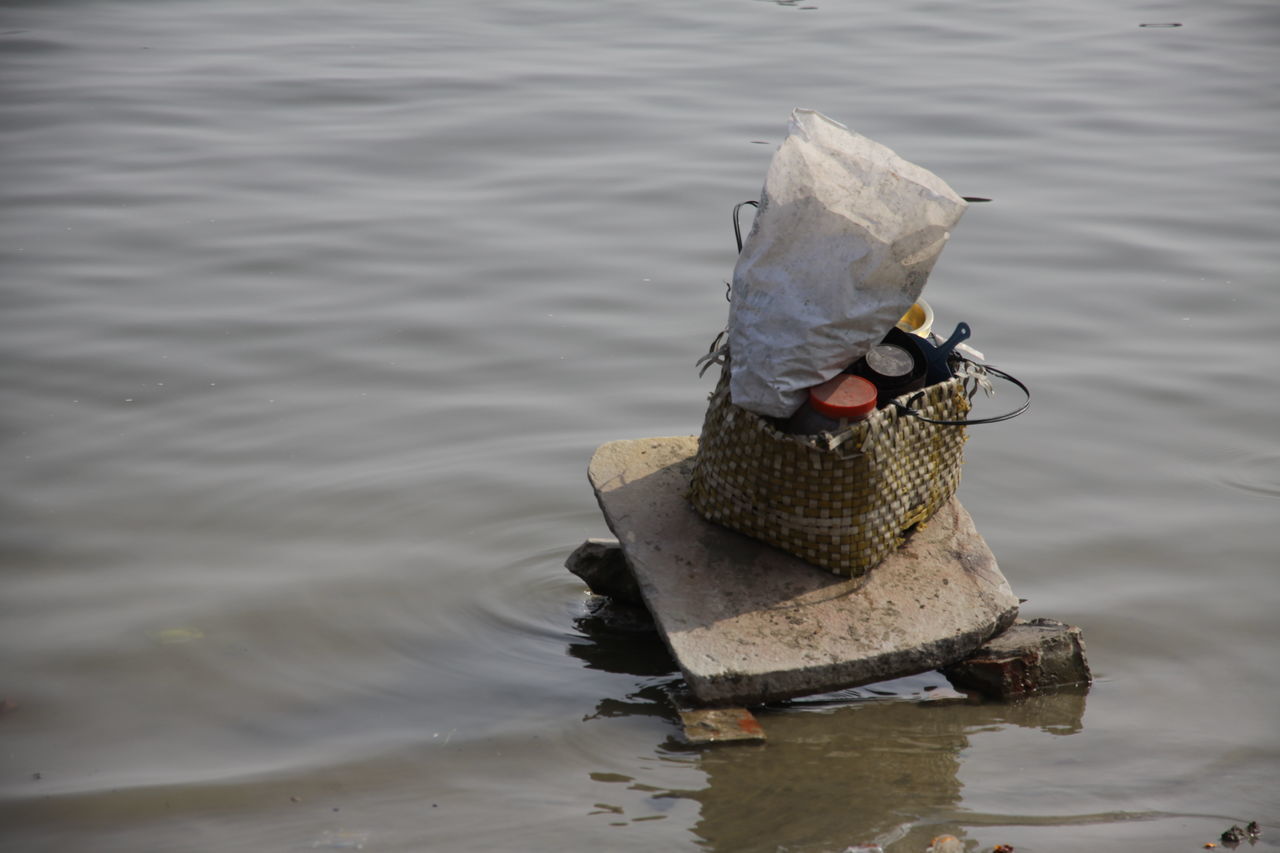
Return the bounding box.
[727,109,968,417]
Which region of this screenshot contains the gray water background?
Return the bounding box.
[2,1,1278,851]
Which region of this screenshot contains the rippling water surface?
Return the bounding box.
[2,1,1278,851]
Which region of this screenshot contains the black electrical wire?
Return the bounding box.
[892,364,1030,425]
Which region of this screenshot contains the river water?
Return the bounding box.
[2,1,1277,851]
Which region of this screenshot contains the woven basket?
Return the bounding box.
[688,357,974,577]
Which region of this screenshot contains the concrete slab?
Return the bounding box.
[588,437,1019,706]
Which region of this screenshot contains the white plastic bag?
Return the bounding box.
[727,109,968,417]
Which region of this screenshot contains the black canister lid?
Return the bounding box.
[864,343,915,380]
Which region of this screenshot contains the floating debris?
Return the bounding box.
[311,830,369,850]
[925,836,963,853]
[147,627,204,645]
[1218,821,1262,845]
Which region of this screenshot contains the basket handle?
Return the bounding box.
[733,200,758,252]
[892,365,1030,425]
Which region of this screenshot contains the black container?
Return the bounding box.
[849,327,928,403]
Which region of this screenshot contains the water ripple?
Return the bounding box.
[1213,450,1280,499]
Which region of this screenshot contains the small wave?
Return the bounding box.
[1214,450,1280,499]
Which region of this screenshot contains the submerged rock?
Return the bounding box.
[565,538,643,606]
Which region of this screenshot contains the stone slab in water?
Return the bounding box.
[588,436,1020,706]
[676,706,767,745]
[565,538,644,606]
[942,617,1092,698]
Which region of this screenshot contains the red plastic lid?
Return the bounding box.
[808,374,877,420]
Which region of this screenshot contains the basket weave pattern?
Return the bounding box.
[688,360,972,577]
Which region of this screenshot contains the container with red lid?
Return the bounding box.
[782,374,877,435]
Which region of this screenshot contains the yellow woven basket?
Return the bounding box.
[688,358,974,577]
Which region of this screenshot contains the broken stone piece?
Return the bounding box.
[676,707,766,745]
[666,687,766,744]
[942,617,1091,699]
[579,594,657,634]
[565,538,644,606]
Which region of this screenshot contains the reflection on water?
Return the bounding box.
[569,596,678,678]
[675,694,1089,853]
[1212,450,1280,500]
[569,604,1091,852]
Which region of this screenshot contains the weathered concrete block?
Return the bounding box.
[942,617,1091,699]
[564,538,644,606]
[588,437,1020,706]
